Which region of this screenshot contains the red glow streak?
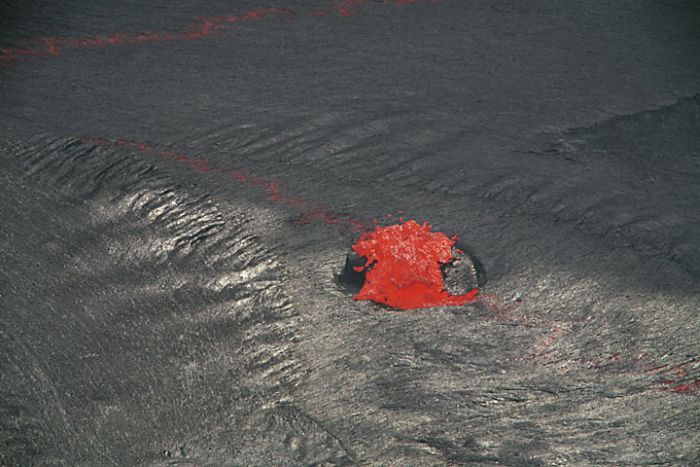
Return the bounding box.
[660,379,700,393]
[1,1,438,65]
[338,0,369,17]
[351,219,478,310]
[76,136,370,232]
[653,360,700,393]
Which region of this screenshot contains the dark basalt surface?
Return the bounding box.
[1,1,699,465]
[443,243,487,296]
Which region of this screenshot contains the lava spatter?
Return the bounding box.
[348,220,479,310]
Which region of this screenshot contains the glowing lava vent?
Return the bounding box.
[340,220,486,310]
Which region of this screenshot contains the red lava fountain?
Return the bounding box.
[351,220,478,310]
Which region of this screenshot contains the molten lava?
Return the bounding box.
[351,220,478,310]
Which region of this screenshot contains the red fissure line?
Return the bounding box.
[76,135,370,232]
[660,379,700,393]
[497,303,700,395]
[1,0,437,64]
[547,343,699,394]
[654,360,700,393]
[77,136,479,312]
